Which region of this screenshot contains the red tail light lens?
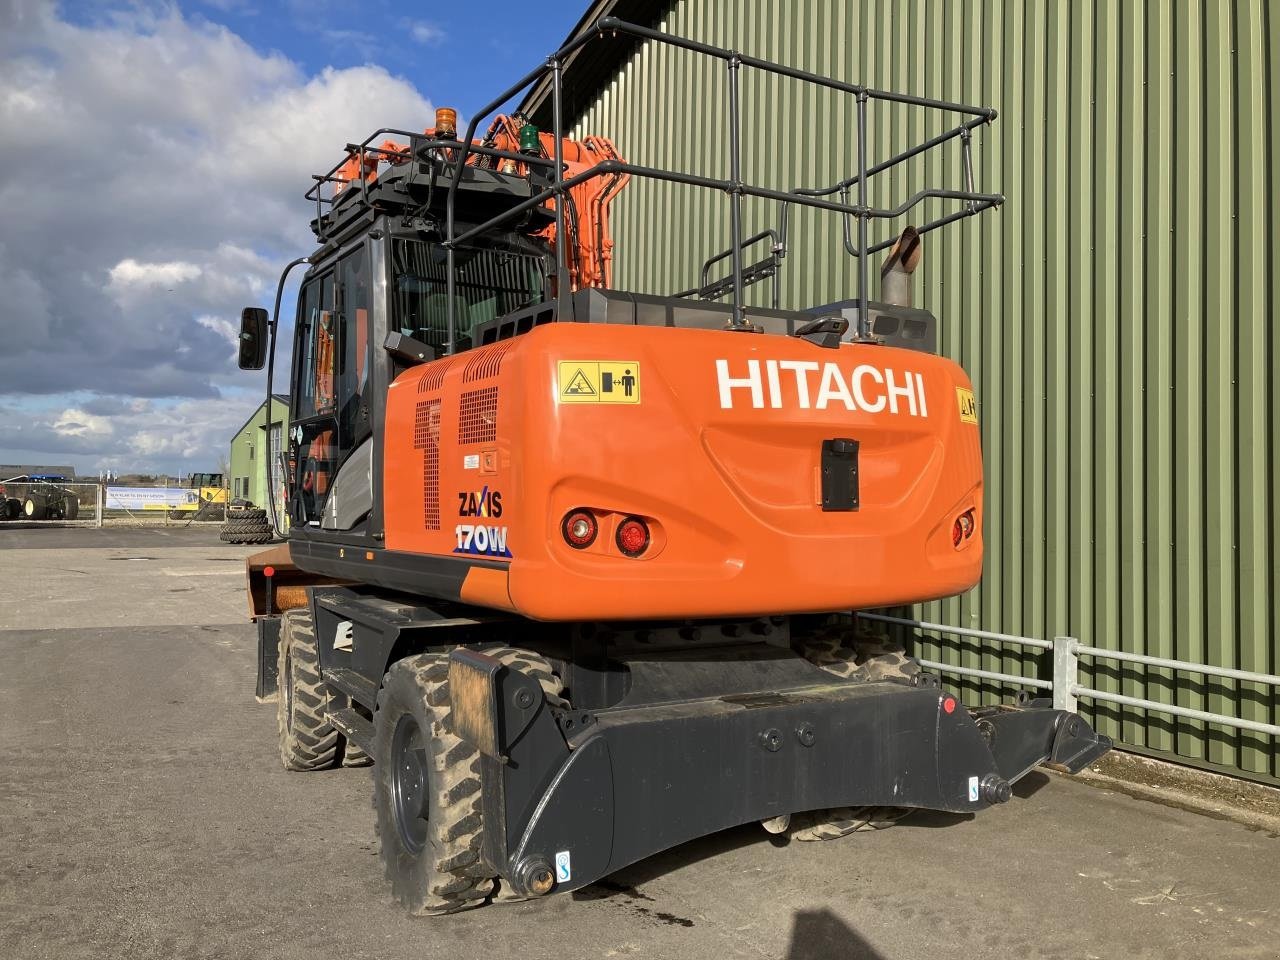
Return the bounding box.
[952,509,976,548]
[615,517,650,557]
[561,510,598,549]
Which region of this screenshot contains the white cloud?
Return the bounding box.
[1,392,263,474]
[196,313,239,354]
[408,20,445,45]
[108,259,204,290]
[52,408,114,439]
[0,0,436,474]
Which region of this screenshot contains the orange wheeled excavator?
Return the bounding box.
[237,18,1110,915]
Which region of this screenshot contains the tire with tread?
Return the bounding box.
[343,740,372,767]
[374,655,494,915]
[220,514,273,543]
[480,645,568,708]
[788,616,919,840]
[373,646,563,915]
[23,498,45,520]
[787,805,911,841]
[277,609,342,771]
[793,616,922,685]
[222,517,271,533]
[221,531,274,544]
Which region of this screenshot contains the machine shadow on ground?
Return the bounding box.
[786,909,887,960]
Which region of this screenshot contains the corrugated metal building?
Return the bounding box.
[526,0,1280,783]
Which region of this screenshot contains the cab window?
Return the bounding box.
[390,237,543,353]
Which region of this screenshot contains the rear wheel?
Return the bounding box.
[277,609,341,771]
[373,647,563,915]
[788,805,911,841]
[374,655,494,915]
[793,616,922,685]
[788,616,920,840]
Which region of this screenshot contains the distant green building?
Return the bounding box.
[228,395,289,509]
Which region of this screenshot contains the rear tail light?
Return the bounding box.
[615,517,650,557]
[562,509,598,549]
[952,509,976,548]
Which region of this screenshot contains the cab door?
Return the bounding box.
[288,244,372,530]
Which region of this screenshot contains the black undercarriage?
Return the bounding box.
[256,585,1111,900]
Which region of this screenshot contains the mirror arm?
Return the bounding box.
[264,256,311,540]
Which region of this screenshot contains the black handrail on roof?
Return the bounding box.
[311,18,1003,354]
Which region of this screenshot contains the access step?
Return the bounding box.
[325,707,375,757]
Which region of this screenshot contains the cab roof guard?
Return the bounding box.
[308,18,1002,353]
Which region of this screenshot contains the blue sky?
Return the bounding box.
[66,0,582,118]
[0,1,587,477]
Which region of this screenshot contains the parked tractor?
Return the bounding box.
[0,475,80,521]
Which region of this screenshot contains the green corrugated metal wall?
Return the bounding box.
[570,0,1279,782]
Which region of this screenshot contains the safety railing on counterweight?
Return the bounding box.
[428,16,1003,355]
[859,613,1280,739]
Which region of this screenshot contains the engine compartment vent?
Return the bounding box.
[462,340,514,382]
[418,357,457,393]
[458,387,498,445]
[413,399,441,529]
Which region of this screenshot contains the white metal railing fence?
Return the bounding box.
[0,480,230,528]
[860,612,1280,739]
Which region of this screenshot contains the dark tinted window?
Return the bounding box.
[337,247,371,452]
[390,238,543,352]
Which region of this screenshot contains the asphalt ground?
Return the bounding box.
[1,526,1277,960]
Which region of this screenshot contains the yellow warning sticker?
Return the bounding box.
[956,387,978,425]
[557,361,641,404]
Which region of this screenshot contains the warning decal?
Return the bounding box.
[557,361,641,404]
[562,368,596,397]
[956,387,978,425]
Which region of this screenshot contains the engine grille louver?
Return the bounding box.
[418,357,457,393]
[413,399,441,529]
[458,387,499,445]
[462,340,514,383]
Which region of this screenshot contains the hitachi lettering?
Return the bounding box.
[716,359,929,417]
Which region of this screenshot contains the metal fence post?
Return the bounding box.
[1053,636,1078,713]
[95,483,104,529]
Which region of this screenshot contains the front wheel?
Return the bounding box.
[23,498,45,520]
[276,609,341,770]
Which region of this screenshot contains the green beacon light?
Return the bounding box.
[519,123,540,155]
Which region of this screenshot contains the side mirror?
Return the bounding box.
[238,307,269,370]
